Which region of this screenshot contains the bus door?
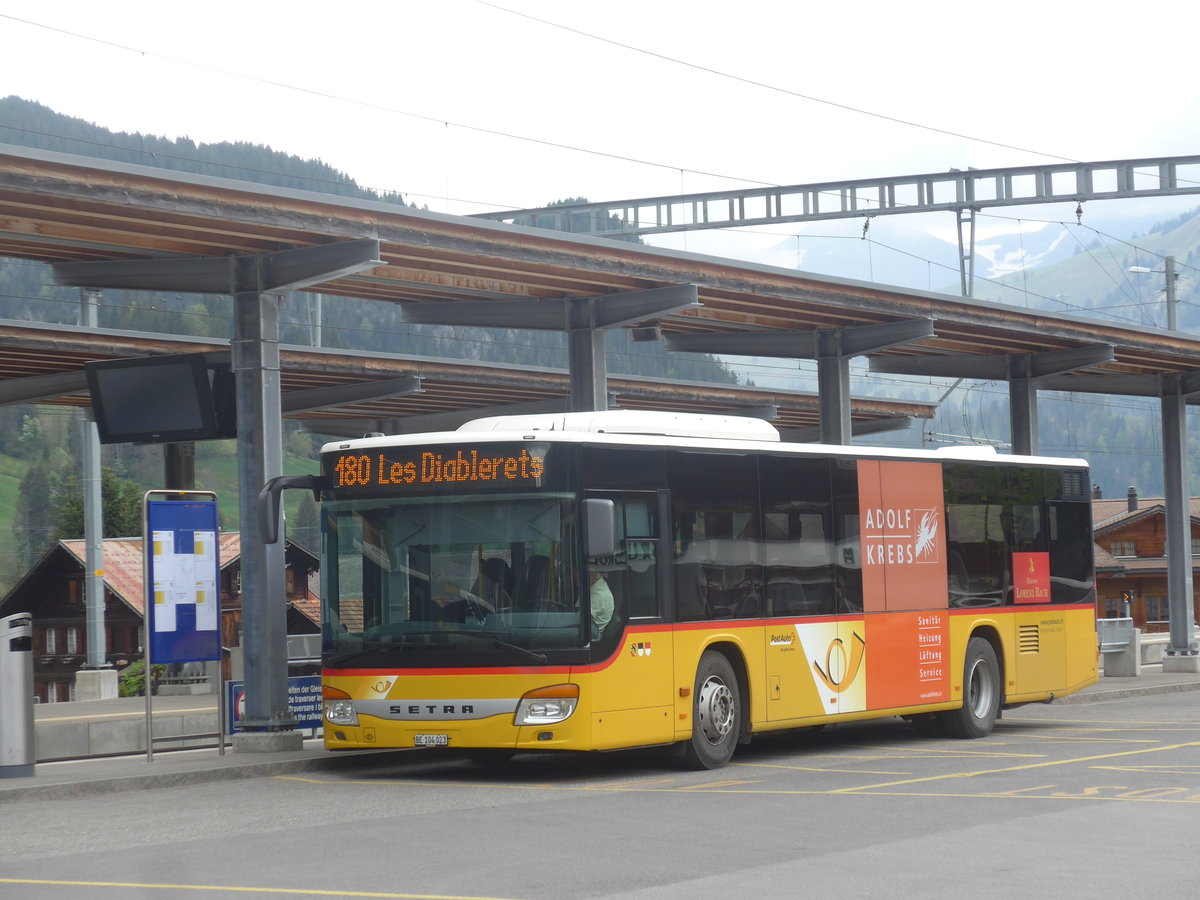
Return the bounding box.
[762,456,852,723]
[586,491,675,748]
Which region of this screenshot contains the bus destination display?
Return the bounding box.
[329,444,547,491]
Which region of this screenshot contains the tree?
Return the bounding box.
[291,493,320,554]
[14,467,56,570]
[51,468,144,541]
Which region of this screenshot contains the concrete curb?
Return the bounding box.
[0,748,410,804]
[1051,678,1200,705]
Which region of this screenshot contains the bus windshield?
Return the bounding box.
[323,492,583,663]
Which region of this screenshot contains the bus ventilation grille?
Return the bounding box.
[1060,471,1089,500]
[1018,624,1041,654]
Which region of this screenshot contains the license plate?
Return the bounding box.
[414,734,449,747]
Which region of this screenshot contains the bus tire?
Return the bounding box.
[680,651,741,769]
[940,636,1000,739]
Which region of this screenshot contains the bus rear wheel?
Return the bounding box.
[680,652,741,769]
[940,636,1000,739]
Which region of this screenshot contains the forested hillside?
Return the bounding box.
[0,96,740,591]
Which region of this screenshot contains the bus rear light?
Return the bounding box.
[324,686,359,726]
[515,684,579,725]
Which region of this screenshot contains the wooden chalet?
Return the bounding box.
[1093,488,1200,632]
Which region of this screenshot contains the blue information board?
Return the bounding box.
[146,497,221,665]
[226,676,323,731]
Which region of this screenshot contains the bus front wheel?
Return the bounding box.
[940,636,1000,739]
[680,652,741,769]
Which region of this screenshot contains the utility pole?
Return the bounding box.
[1165,255,1178,331]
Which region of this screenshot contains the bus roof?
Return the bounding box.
[321,410,1089,470]
[458,410,781,441]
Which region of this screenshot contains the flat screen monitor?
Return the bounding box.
[85,354,232,444]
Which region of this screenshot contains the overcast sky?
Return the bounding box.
[3,0,1198,272]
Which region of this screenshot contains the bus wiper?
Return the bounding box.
[474,636,548,665]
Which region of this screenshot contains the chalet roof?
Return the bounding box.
[290,587,321,628]
[1092,496,1200,533]
[60,534,242,616]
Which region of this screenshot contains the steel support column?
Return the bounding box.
[1161,377,1200,667]
[233,288,292,729]
[81,411,105,669]
[401,284,699,415]
[1009,357,1038,456]
[53,239,384,740]
[872,345,1115,455]
[567,299,608,412]
[817,332,851,445]
[164,443,195,490]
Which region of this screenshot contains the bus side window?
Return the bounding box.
[760,455,836,618]
[832,458,863,614]
[668,452,762,622]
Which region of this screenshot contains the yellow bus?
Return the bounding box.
[315,410,1097,768]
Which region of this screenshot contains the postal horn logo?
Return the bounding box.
[813,632,866,693]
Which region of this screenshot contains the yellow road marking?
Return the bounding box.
[830,740,1200,793]
[0,879,526,899]
[679,779,760,790]
[988,784,1057,796]
[1091,765,1200,775]
[735,762,911,774]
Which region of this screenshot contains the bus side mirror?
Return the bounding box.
[258,474,324,544]
[584,498,616,559]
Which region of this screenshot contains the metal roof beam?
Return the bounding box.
[666,319,934,359]
[870,344,1115,380]
[51,239,383,295]
[281,376,421,415]
[400,284,700,330]
[1038,370,1200,399]
[0,369,88,404]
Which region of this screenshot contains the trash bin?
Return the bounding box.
[0,612,34,778]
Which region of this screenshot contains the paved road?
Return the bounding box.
[1,682,1197,899]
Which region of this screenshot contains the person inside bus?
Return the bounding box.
[479,557,513,611]
[590,570,614,639]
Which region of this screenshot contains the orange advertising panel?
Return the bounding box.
[858,460,948,613]
[859,465,950,614]
[865,610,950,710]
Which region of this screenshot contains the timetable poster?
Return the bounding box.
[146,498,221,664]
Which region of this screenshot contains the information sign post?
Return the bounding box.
[143,490,223,761]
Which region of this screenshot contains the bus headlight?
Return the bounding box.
[324,686,359,726]
[514,684,579,725]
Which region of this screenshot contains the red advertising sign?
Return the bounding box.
[1012,551,1051,604]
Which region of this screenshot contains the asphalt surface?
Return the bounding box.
[3,666,1198,803]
